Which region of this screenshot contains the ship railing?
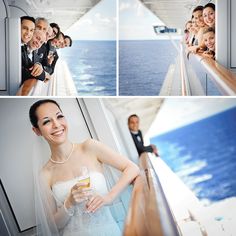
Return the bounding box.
[180,44,191,95]
[123,153,180,236]
[16,59,77,96]
[186,52,236,96]
[124,153,217,236]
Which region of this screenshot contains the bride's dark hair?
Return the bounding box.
[29,99,62,128]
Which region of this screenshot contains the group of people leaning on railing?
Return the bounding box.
[17,16,73,96]
[184,3,215,60]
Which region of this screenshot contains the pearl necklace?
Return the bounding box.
[50,143,75,164]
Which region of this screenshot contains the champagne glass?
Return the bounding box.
[76,166,94,216]
[73,166,90,216]
[78,167,97,220]
[77,166,90,189]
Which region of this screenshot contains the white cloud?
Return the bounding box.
[136,2,145,17]
[78,19,93,26]
[119,2,131,11]
[147,98,236,137]
[94,13,101,18]
[95,13,111,24]
[119,23,160,40]
[64,0,115,40]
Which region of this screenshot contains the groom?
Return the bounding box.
[128,114,159,157]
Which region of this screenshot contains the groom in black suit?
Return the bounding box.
[19,30,48,95]
[128,114,159,157]
[21,42,46,84]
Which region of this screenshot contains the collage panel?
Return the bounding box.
[119,0,236,96]
[0,0,116,96]
[1,0,236,236]
[0,97,236,236]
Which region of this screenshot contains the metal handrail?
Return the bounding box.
[180,44,191,96]
[22,59,77,96]
[189,53,236,95]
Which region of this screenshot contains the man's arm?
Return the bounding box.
[49,51,59,75]
[131,132,153,155]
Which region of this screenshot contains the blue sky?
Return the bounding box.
[119,0,164,40]
[66,0,116,40]
[65,0,165,40]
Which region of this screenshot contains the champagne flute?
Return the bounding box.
[78,167,96,219]
[77,166,90,189]
[73,166,90,216]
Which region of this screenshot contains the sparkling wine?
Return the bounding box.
[78,176,90,188]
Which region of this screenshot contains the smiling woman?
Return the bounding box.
[29,99,139,236]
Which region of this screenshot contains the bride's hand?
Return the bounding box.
[68,182,93,206]
[85,194,112,213]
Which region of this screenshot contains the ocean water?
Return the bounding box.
[119,40,179,96]
[60,40,116,96]
[151,107,236,204]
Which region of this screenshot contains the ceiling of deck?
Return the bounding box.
[8,0,101,31]
[139,0,212,30]
[103,98,164,135]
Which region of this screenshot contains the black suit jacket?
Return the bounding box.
[130,130,153,156]
[21,45,45,85]
[50,50,59,74]
[37,43,54,75]
[45,41,59,75]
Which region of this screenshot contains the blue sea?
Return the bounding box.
[119,40,179,96]
[151,107,236,204]
[60,40,116,96]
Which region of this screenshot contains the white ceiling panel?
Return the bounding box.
[8,0,101,31]
[103,98,164,135]
[139,0,212,30]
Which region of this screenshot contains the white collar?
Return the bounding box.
[130,131,139,135]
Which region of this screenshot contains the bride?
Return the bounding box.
[29,99,139,236]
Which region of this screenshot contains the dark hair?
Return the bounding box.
[29,99,62,128]
[128,114,139,123]
[64,35,72,47]
[203,3,215,11]
[21,16,35,24]
[50,22,60,38]
[193,5,203,13]
[203,27,215,35]
[59,32,65,38]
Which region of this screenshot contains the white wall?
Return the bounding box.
[0,0,8,93]
[216,0,228,67]
[216,0,236,70]
[230,0,236,69]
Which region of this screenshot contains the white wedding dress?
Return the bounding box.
[52,172,122,236]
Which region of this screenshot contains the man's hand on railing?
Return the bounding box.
[151,144,159,157]
[30,63,43,77]
[16,78,37,96]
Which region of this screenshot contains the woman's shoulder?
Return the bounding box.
[79,138,99,151]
